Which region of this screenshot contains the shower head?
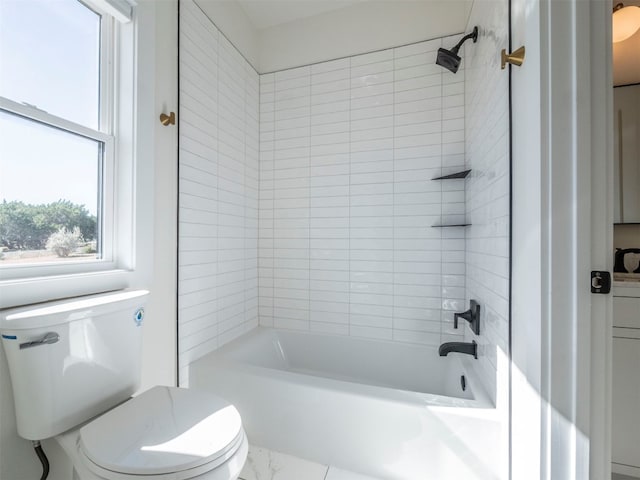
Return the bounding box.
[436,26,479,73]
[436,49,462,74]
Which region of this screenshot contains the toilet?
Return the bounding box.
[0,290,248,480]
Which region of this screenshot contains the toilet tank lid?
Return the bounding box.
[79,386,243,476]
[0,290,149,330]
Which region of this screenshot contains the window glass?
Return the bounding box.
[0,0,101,129]
[0,111,102,265]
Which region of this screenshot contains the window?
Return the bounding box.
[0,0,150,309]
[0,0,115,275]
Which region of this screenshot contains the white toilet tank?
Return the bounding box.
[0,290,149,440]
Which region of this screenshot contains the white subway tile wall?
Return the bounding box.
[464,9,510,409]
[178,7,507,405]
[258,38,467,345]
[178,0,259,385]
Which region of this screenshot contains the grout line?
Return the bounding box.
[348,55,352,336]
[214,25,220,351]
[308,68,312,330]
[270,78,275,326]
[392,47,396,340]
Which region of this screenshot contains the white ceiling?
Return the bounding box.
[236,0,368,29]
[195,0,472,72]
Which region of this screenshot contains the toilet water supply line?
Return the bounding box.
[32,440,50,480]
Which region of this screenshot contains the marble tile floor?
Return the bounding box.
[240,446,640,480]
[239,445,380,480]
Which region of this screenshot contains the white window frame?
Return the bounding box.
[0,99,117,278]
[0,1,148,308]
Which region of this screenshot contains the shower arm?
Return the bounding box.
[450,27,479,55]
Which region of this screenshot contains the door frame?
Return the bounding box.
[510,0,613,478]
[585,2,614,478]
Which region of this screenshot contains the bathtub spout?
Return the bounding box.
[438,340,477,359]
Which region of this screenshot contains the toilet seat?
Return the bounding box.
[74,386,247,479]
[78,431,247,480]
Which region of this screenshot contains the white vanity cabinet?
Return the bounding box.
[612,288,640,478]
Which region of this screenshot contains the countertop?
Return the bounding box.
[613,280,640,297]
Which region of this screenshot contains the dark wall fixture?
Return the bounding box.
[439,341,478,359]
[454,299,481,335]
[436,26,479,73]
[432,169,471,180]
[430,169,472,228]
[438,301,482,359]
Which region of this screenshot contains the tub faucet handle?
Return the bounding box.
[453,300,481,335]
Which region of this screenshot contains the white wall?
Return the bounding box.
[462,2,509,477]
[258,1,472,73]
[178,0,259,386]
[463,7,509,410]
[188,0,470,75]
[614,224,640,249]
[143,0,178,393]
[193,0,260,69]
[509,0,615,477]
[258,38,468,345]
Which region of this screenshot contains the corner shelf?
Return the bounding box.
[432,224,471,228]
[431,169,471,227]
[431,169,471,180]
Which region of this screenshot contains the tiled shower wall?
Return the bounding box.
[464,3,510,408]
[258,39,468,345]
[177,2,508,405]
[178,0,259,385]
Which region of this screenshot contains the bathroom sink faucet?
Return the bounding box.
[439,341,477,359]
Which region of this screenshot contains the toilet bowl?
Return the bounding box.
[55,387,248,480]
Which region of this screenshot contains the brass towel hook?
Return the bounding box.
[160,112,175,126]
[501,46,525,69]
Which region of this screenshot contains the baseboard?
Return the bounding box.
[612,462,640,478]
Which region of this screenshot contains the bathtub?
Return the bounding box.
[190,327,505,480]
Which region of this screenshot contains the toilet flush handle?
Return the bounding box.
[19,332,60,350]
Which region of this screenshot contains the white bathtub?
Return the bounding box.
[190,327,505,480]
